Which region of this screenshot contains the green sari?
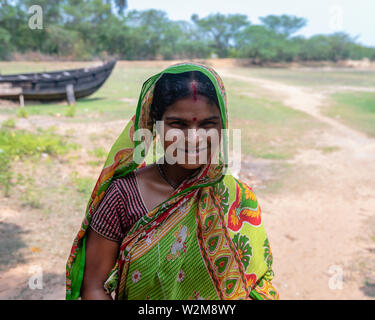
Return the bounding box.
[66,62,279,300]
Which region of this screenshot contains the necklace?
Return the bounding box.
[156,163,179,190]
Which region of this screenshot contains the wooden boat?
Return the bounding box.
[0,60,116,103]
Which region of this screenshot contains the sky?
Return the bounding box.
[127,0,375,47]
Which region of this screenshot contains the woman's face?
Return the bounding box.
[160,94,222,170]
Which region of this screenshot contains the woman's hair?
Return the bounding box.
[150,71,220,123]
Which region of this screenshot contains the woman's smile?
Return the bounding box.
[177,146,208,155]
[176,146,209,163]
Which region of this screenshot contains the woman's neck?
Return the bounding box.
[159,162,201,188]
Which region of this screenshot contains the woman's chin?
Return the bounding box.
[177,162,204,171]
[165,151,209,171]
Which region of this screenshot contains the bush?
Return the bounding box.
[1,118,16,129]
[0,126,78,195]
[16,108,29,118]
[0,151,12,197]
[65,105,76,117]
[0,127,77,159]
[71,172,95,198]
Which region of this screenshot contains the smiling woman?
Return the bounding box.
[152,71,223,171]
[66,62,279,300]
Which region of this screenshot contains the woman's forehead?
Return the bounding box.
[162,96,220,117]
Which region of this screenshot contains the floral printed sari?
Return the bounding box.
[66,62,279,300]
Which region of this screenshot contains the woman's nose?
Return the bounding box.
[186,128,205,148]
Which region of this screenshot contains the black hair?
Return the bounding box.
[150,71,220,123]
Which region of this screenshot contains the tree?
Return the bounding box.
[124,9,172,59]
[236,25,274,62]
[259,14,307,38]
[298,32,357,62]
[0,2,374,62]
[191,13,250,58]
[111,0,127,15]
[0,27,12,59]
[328,32,357,61]
[42,25,87,59]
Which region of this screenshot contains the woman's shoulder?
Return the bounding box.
[222,176,265,234]
[111,171,137,194]
[111,170,148,212]
[221,174,258,198]
[131,164,156,180]
[94,172,137,210]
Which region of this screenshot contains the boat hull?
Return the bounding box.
[0,60,116,102]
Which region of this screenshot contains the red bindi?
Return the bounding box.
[191,80,198,102]
[192,117,197,121]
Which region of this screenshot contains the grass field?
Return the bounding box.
[224,77,324,159]
[228,67,375,88]
[324,91,375,137]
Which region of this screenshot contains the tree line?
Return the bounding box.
[1,0,374,62]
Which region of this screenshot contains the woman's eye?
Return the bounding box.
[200,121,218,127]
[169,121,186,127]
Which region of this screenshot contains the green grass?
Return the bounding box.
[224,77,324,159]
[86,160,103,167]
[0,126,78,159]
[325,92,375,137]
[70,171,96,199]
[64,105,76,117]
[0,151,12,197]
[0,125,79,196]
[1,118,16,129]
[17,175,42,209]
[89,146,107,158]
[228,67,375,88]
[16,108,29,118]
[0,97,134,122]
[319,146,341,154]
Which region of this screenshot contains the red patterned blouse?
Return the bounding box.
[90,171,148,242]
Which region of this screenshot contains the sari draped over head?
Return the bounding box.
[66,62,279,300]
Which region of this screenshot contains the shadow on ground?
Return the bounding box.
[77,97,105,103]
[0,222,29,272]
[7,272,66,300]
[360,280,375,298]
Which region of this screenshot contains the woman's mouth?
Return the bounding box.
[177,147,208,155]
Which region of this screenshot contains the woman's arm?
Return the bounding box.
[81,228,120,300]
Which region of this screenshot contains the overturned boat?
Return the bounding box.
[0,60,116,104]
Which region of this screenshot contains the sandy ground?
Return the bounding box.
[1,66,375,300]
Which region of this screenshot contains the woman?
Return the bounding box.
[66,62,279,300]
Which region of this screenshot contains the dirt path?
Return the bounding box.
[220,70,375,299]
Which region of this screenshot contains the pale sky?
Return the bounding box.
[128,0,375,47]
